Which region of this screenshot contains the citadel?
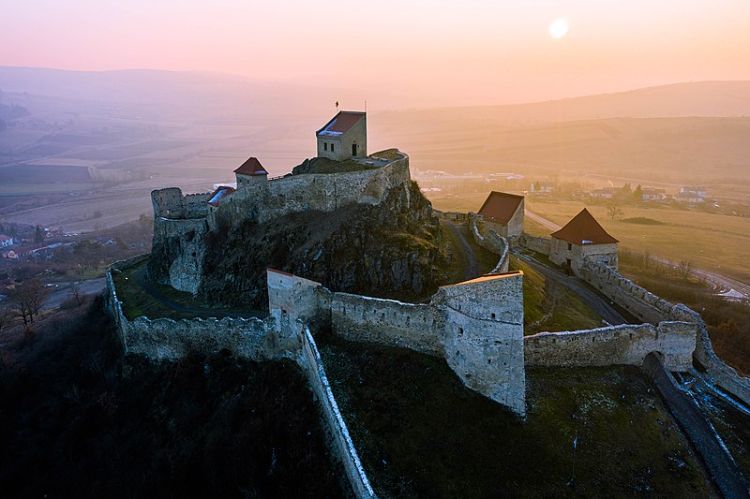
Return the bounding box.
[106,111,750,498]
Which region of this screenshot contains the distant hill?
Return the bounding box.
[376,81,750,130]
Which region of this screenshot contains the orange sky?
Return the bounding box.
[3,0,750,107]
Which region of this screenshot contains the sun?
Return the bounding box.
[548,17,569,39]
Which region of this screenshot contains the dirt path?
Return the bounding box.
[643,353,750,498]
[446,222,480,280]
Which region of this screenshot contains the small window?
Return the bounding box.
[491,313,496,320]
[331,143,335,152]
[324,143,328,151]
[567,243,572,251]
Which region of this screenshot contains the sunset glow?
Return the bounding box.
[548,18,570,39]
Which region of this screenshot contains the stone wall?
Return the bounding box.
[549,239,617,275]
[525,322,696,370]
[106,260,375,498]
[469,213,510,273]
[151,217,209,294]
[434,273,526,415]
[299,327,376,498]
[151,187,210,220]
[578,260,750,405]
[578,260,674,324]
[521,234,551,256]
[330,292,442,355]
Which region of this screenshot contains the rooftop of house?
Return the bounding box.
[478,191,524,224]
[316,111,366,137]
[208,186,236,207]
[234,157,268,176]
[551,208,619,245]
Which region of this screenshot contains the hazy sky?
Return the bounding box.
[3,0,750,106]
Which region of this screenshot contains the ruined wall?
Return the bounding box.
[151,217,209,294]
[330,292,441,355]
[525,322,696,371]
[470,213,510,273]
[151,188,210,220]
[299,327,377,499]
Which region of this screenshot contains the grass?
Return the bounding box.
[112,260,260,320]
[318,334,712,498]
[437,221,498,284]
[510,256,603,334]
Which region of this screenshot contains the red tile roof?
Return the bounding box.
[234,157,268,176]
[478,191,524,224]
[208,186,235,207]
[551,208,619,245]
[316,111,365,136]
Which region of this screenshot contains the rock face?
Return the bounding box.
[150,177,445,309]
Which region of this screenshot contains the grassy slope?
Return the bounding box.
[0,300,346,498]
[319,335,712,498]
[511,256,602,334]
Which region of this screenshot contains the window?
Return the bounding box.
[567,243,572,251]
[331,143,335,152]
[324,142,328,151]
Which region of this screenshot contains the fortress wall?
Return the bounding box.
[522,235,551,256]
[470,213,510,273]
[152,217,209,294]
[330,292,442,355]
[182,192,211,218]
[524,322,697,371]
[578,261,673,324]
[151,187,184,219]
[298,327,376,499]
[267,269,327,326]
[670,304,750,404]
[433,273,526,415]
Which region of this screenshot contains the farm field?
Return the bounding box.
[427,192,750,283]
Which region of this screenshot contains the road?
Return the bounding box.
[514,252,629,326]
[525,209,750,301]
[42,278,106,311]
[446,222,481,280]
[644,353,750,498]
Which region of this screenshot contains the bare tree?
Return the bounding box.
[606,202,624,221]
[71,281,82,306]
[0,305,9,334]
[677,260,693,280]
[9,279,49,326]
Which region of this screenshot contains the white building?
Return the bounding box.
[234,157,268,190]
[316,111,367,161]
[549,208,618,275]
[0,235,13,248]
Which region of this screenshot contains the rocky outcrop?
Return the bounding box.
[160,179,445,309]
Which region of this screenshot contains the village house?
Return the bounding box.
[589,187,617,200]
[641,187,668,202]
[549,208,618,275]
[677,186,707,204]
[316,111,367,161]
[0,235,13,248]
[477,191,525,237]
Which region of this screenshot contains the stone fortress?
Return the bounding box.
[106,111,750,499]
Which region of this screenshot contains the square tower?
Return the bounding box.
[316,111,367,161]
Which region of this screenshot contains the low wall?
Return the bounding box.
[578,261,672,324]
[330,292,441,355]
[525,322,696,370]
[299,328,376,499]
[469,213,510,273]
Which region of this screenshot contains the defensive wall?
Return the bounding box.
[518,231,750,404]
[106,258,375,498]
[525,322,696,370]
[150,152,413,293]
[468,213,510,273]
